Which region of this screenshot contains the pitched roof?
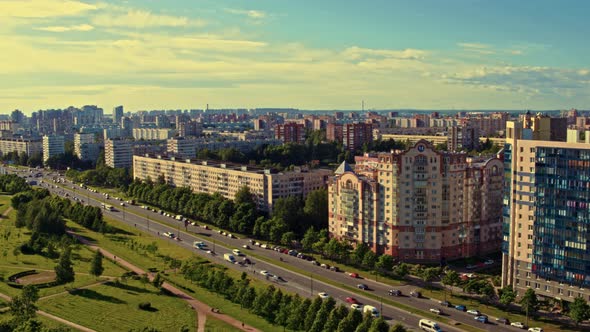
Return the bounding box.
[334,161,354,174]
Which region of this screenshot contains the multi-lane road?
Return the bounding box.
[11,167,527,332]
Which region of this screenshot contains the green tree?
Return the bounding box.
[368,317,389,332]
[9,285,39,323]
[90,250,104,279]
[280,231,296,247]
[54,247,75,284]
[362,251,377,269]
[441,270,460,296]
[569,297,590,326]
[519,288,539,326]
[304,297,323,331]
[303,188,329,231]
[375,255,395,274]
[389,323,407,332]
[13,319,43,332]
[152,273,164,289]
[323,305,347,332]
[302,227,320,252]
[309,297,336,332]
[351,243,370,266]
[355,313,373,332]
[288,298,310,331]
[499,285,516,307]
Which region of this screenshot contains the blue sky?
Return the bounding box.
[1,0,589,113]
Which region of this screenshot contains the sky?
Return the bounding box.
[1,0,589,114]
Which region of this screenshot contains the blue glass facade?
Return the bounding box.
[502,143,512,254]
[533,147,590,286]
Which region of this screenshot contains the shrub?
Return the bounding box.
[138,302,152,310]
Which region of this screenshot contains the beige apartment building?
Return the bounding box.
[0,138,42,157]
[329,140,503,262]
[133,155,331,212]
[105,138,133,168]
[502,120,590,302]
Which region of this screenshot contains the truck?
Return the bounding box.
[363,305,379,318]
[223,253,236,263]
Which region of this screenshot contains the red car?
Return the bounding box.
[349,273,359,278]
[345,297,359,304]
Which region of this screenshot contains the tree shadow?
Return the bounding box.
[70,288,127,304]
[105,281,153,294]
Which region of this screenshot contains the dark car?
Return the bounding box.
[439,301,452,307]
[496,317,510,325]
[357,283,369,290]
[388,289,402,296]
[329,266,340,272]
[410,290,422,298]
[455,305,467,311]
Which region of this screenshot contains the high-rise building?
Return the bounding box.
[329,140,503,262]
[326,123,344,143]
[502,121,590,302]
[74,133,100,163]
[105,138,133,168]
[42,135,65,162]
[343,123,373,151]
[275,122,305,144]
[113,106,124,125]
[167,137,197,159]
[0,138,42,157]
[121,116,133,137]
[448,125,480,151]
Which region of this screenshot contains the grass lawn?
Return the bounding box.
[0,194,13,215]
[0,313,82,331]
[204,316,241,332]
[39,279,196,332]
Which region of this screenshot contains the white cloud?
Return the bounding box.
[92,9,206,28]
[457,42,495,55]
[0,0,97,18]
[224,8,267,20]
[37,24,94,32]
[342,46,427,61]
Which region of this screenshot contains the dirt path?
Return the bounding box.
[70,231,260,332]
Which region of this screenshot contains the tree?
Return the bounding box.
[54,247,75,284]
[9,285,39,323]
[569,297,590,326]
[499,285,516,307]
[302,227,320,252]
[288,298,310,331]
[389,323,407,332]
[519,288,539,326]
[368,317,389,332]
[393,263,409,279]
[441,270,460,296]
[280,231,296,247]
[362,251,377,269]
[375,255,394,274]
[152,273,164,289]
[304,297,323,331]
[90,250,104,279]
[303,188,329,231]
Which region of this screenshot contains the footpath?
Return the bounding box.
[69,231,260,332]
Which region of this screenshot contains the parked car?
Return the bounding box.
[349,272,359,278]
[311,260,319,266]
[484,259,494,265]
[232,249,244,256]
[474,315,488,323]
[410,290,422,298]
[357,283,368,290]
[318,292,329,299]
[466,309,480,316]
[454,305,466,311]
[527,328,543,332]
[388,289,401,296]
[242,245,251,249]
[345,297,359,304]
[439,301,451,307]
[351,303,362,311]
[496,317,510,325]
[329,266,340,272]
[260,270,271,277]
[510,322,526,329]
[429,308,442,315]
[243,258,252,265]
[466,264,477,270]
[163,232,175,239]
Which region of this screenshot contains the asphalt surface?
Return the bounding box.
[11,167,529,332]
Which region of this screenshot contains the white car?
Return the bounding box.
[528,328,543,332]
[162,232,175,239]
[466,309,480,315]
[351,303,362,310]
[260,270,271,277]
[232,249,243,256]
[429,308,442,315]
[511,322,526,329]
[318,292,329,299]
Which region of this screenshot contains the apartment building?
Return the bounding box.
[275,122,305,144]
[133,155,331,212]
[105,138,133,168]
[0,138,42,157]
[74,133,100,162]
[328,140,503,262]
[343,123,373,151]
[502,121,590,303]
[42,135,65,162]
[132,128,174,141]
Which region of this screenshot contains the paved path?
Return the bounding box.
[70,231,260,332]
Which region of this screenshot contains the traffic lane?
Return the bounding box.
[46,180,506,332]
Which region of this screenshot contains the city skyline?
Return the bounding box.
[2,0,590,113]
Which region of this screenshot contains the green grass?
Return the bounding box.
[205,315,242,332]
[39,279,196,332]
[0,312,82,331]
[0,195,13,215]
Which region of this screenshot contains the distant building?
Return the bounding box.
[133,155,331,212]
[0,138,42,157]
[42,135,65,162]
[132,128,174,141]
[448,125,480,151]
[113,106,124,125]
[167,137,197,159]
[326,123,344,143]
[74,133,100,163]
[328,141,503,262]
[275,122,305,144]
[105,138,133,168]
[343,123,373,151]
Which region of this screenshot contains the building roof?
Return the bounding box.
[334,161,354,174]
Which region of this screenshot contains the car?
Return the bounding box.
[242,245,251,249]
[528,328,543,332]
[206,250,215,255]
[357,283,368,290]
[410,290,422,298]
[232,249,244,256]
[474,315,488,323]
[439,300,451,307]
[495,317,510,325]
[260,270,271,277]
[329,266,340,272]
[466,309,480,315]
[345,297,359,304]
[349,272,359,278]
[484,259,494,265]
[202,225,210,230]
[288,249,298,256]
[318,292,329,299]
[454,305,466,311]
[311,261,319,266]
[429,308,442,315]
[261,244,269,249]
[242,258,252,265]
[193,241,206,249]
[388,289,401,296]
[466,264,477,270]
[511,322,526,329]
[163,232,175,239]
[350,303,362,311]
[120,202,125,206]
[271,275,286,282]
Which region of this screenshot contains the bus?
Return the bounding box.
[418,319,442,332]
[101,203,114,211]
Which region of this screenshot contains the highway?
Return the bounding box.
[13,167,524,332]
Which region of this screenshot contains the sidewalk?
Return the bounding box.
[69,231,260,332]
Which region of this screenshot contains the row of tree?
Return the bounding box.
[180,258,406,332]
[0,174,30,194]
[0,151,43,168]
[66,166,133,191]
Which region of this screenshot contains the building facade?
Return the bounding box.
[343,123,373,151]
[133,155,331,212]
[502,122,590,303]
[275,123,305,144]
[328,140,503,262]
[0,138,42,157]
[42,135,65,162]
[133,128,174,141]
[74,133,100,163]
[105,138,133,168]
